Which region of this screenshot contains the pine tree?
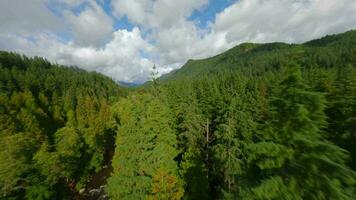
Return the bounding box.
[248,66,355,199]
[151,64,161,97]
[107,94,183,199]
[213,116,242,199]
[172,85,210,199]
[326,64,356,170]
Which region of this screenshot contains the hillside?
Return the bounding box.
[106,30,356,199]
[163,30,356,80]
[0,51,125,199]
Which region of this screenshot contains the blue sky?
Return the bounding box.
[189,0,236,29]
[0,0,355,83]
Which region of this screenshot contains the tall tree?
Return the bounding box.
[248,66,355,199]
[107,94,183,199]
[325,65,356,170]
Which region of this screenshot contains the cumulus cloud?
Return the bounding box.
[0,27,153,83]
[56,0,88,7]
[1,0,356,83]
[212,0,356,43]
[0,0,64,34]
[152,20,227,66]
[65,1,114,46]
[111,0,219,66]
[111,0,208,28]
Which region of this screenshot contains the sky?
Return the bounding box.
[0,0,356,83]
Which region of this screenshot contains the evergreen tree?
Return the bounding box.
[326,65,356,170]
[213,116,242,199]
[107,94,183,199]
[248,66,355,199]
[172,86,210,199]
[0,51,123,199]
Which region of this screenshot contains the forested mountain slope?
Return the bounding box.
[0,52,125,199]
[163,30,356,80]
[108,30,356,199]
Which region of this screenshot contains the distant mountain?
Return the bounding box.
[117,80,141,87]
[162,30,356,81]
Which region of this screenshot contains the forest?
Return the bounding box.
[1,30,356,199]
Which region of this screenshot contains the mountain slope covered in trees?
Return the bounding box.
[108,30,356,199]
[163,30,356,81]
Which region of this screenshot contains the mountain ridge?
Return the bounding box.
[161,30,356,81]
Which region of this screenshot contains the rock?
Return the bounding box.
[89,188,101,195]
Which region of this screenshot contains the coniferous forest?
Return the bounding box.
[1,30,356,199]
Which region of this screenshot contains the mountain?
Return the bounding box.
[106,30,356,199]
[163,30,356,81]
[117,80,141,87]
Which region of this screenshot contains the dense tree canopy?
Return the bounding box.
[109,31,356,199]
[1,30,356,199]
[0,51,124,199]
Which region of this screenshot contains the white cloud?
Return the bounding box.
[57,0,88,7]
[111,0,208,28]
[111,0,152,25]
[110,0,220,68]
[0,28,154,83]
[0,0,64,34]
[152,20,228,66]
[212,0,356,43]
[150,0,208,28]
[65,1,114,47]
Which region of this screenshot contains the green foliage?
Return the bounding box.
[127,31,356,199]
[107,93,183,199]
[0,51,124,199]
[2,30,356,200]
[163,30,356,81]
[246,66,355,199]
